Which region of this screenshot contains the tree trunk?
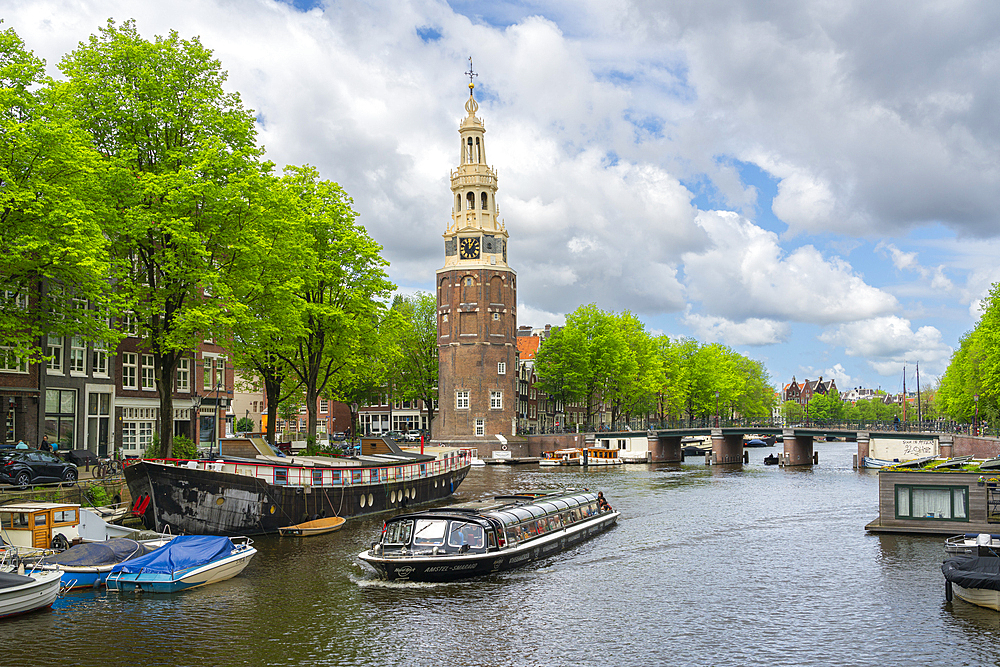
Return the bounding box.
[154,351,179,458]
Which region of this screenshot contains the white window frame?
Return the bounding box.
[92,342,109,378]
[490,391,503,409]
[122,352,138,390]
[320,399,328,414]
[456,390,470,410]
[214,358,225,389]
[69,336,86,375]
[176,357,190,392]
[497,362,506,375]
[475,418,485,436]
[46,335,63,373]
[4,291,27,310]
[141,354,155,391]
[0,348,28,374]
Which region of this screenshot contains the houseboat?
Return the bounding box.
[539,449,583,467]
[124,437,471,536]
[585,448,623,466]
[0,503,83,551]
[358,489,619,582]
[866,456,1000,535]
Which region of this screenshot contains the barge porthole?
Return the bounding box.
[368,493,374,507]
[360,495,366,508]
[216,497,225,506]
[391,490,397,503]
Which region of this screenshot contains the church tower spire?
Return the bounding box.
[434,61,518,445]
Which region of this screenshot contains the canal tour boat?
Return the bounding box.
[539,448,583,467]
[585,447,623,466]
[357,489,619,582]
[124,438,471,536]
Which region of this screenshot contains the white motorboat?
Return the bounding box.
[0,567,62,619]
[106,535,256,594]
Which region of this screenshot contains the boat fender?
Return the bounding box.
[945,580,953,602]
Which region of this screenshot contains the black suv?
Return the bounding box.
[0,449,78,487]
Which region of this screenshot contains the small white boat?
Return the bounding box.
[861,457,896,468]
[943,545,1000,610]
[105,535,255,594]
[36,538,156,590]
[946,533,1000,555]
[0,568,62,618]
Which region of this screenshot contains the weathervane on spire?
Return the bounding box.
[466,56,478,93]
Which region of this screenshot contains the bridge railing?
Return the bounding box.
[519,418,992,436]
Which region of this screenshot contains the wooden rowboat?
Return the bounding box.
[278,516,346,537]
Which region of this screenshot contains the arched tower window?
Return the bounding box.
[462,276,476,303]
[466,137,474,164]
[466,192,475,211]
[456,194,462,211]
[490,276,503,304]
[481,192,488,210]
[439,277,449,305]
[475,137,481,163]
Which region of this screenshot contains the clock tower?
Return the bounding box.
[434,63,519,447]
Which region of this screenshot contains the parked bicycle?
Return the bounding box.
[93,457,124,478]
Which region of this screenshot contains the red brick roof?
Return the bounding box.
[517,336,540,360]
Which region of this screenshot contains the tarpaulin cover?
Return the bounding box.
[109,535,235,576]
[942,556,1000,591]
[0,571,35,589]
[39,539,149,567]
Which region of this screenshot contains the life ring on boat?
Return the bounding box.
[51,534,70,551]
[501,445,508,451]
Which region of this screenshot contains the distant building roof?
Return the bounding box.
[517,336,540,360]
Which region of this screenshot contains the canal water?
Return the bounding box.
[6,441,1000,666]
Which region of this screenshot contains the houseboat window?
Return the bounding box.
[448,522,484,548]
[331,470,341,484]
[1,513,29,528]
[384,520,413,545]
[34,514,46,527]
[312,470,323,486]
[274,468,288,485]
[894,484,968,520]
[352,470,363,484]
[372,468,380,483]
[54,510,77,523]
[412,519,448,546]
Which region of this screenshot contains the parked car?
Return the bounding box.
[402,431,421,442]
[384,431,404,441]
[0,449,78,488]
[331,432,346,441]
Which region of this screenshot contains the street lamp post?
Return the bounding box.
[714,391,719,428]
[975,394,980,436]
[210,381,223,458]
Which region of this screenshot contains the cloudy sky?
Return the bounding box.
[6,0,1000,393]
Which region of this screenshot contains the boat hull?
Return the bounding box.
[279,517,346,537]
[125,460,470,536]
[0,570,61,618]
[952,583,1000,610]
[359,511,619,583]
[108,549,256,594]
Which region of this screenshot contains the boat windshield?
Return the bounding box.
[412,519,448,546]
[384,520,413,546]
[447,522,484,549]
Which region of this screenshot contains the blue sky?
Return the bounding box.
[8,0,1000,393]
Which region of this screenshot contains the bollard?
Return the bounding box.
[853,454,857,469]
[705,452,711,466]
[814,451,819,464]
[744,450,749,463]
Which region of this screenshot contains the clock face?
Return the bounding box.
[460,237,481,260]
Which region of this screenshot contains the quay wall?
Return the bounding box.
[949,435,1000,459]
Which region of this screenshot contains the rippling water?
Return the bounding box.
[6,441,1000,666]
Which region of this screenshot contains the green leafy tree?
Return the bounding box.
[534,324,589,418]
[388,293,439,436]
[274,165,394,443]
[235,416,255,433]
[782,400,804,424]
[0,25,120,360]
[59,20,265,456]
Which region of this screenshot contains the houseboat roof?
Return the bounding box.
[0,502,80,512]
[880,457,1000,474]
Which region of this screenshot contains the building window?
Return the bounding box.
[215,358,225,389]
[122,352,137,390]
[203,357,213,390]
[4,406,13,441]
[176,358,190,392]
[141,354,155,391]
[320,399,328,414]
[123,313,138,336]
[497,362,506,375]
[46,335,63,373]
[0,348,28,373]
[475,418,485,436]
[122,409,156,454]
[895,485,967,520]
[68,337,86,374]
[92,343,109,377]
[45,388,76,450]
[456,391,469,410]
[490,391,503,409]
[3,290,27,310]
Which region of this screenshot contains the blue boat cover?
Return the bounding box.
[110,535,235,576]
[40,539,150,567]
[943,555,1000,591]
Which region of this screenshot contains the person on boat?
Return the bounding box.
[597,492,612,512]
